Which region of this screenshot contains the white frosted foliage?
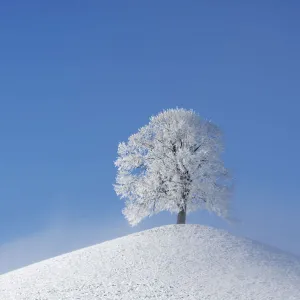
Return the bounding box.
[114,108,232,225]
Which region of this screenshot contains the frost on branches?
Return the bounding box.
[114,108,232,226]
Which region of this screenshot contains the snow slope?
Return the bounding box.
[0,225,300,300]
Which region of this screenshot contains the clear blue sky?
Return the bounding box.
[0,1,300,272]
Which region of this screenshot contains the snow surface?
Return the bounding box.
[0,225,300,300]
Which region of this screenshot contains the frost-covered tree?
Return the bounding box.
[114,108,232,226]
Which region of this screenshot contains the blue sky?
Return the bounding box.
[0,1,300,273]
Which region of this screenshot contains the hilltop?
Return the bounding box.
[0,225,300,299]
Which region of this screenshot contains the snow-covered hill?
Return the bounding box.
[0,225,300,299]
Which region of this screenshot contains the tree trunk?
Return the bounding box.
[177,208,186,224]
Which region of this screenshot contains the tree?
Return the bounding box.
[114,108,232,226]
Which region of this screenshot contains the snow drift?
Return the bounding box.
[0,225,299,299]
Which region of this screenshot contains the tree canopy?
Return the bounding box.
[114,108,232,226]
